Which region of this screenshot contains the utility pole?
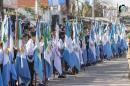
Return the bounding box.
[77,0,79,16]
[92,0,95,18]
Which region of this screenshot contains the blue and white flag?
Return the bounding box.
[1,15,11,86]
[89,29,96,62]
[34,20,43,81]
[65,20,71,38]
[8,17,17,82]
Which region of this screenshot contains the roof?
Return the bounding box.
[3,0,17,8]
[3,0,48,8]
[17,0,48,8]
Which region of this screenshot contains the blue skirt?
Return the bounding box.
[103,43,113,59]
[87,48,96,63]
[15,56,31,84]
[70,52,80,71]
[34,50,43,81]
[121,39,128,51]
[2,63,10,86]
[0,68,3,86]
[9,52,17,80]
[96,45,100,60]
[111,42,116,55]
[63,49,73,68]
[82,49,87,64]
[42,59,52,79]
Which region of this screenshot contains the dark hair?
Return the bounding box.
[0,42,3,47]
[31,31,36,37]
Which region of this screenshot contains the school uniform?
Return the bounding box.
[15,50,31,85]
[51,38,62,75]
[26,39,36,86]
[0,48,3,86]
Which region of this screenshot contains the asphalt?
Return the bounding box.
[48,57,130,86]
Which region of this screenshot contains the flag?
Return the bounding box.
[72,20,81,71]
[42,23,51,50]
[34,49,43,81]
[15,53,31,84]
[35,20,41,45]
[53,24,62,75]
[65,20,71,38]
[89,28,96,63]
[8,17,17,81]
[73,22,78,43]
[34,20,43,81]
[1,15,10,86]
[1,15,8,49]
[42,23,52,78]
[53,47,62,75]
[9,52,17,80]
[42,23,52,65]
[109,23,115,41]
[102,28,113,59]
[18,18,22,49]
[42,45,52,79]
[9,17,14,60]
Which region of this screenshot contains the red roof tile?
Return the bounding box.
[17,0,48,8]
[4,0,48,8]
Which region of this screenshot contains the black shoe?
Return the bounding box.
[39,83,45,86]
[58,75,66,78]
[20,83,25,86]
[29,84,34,86]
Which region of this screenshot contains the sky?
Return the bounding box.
[103,0,130,7]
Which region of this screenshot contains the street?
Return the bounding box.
[48,57,130,86]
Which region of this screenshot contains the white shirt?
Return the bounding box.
[26,39,36,56]
[0,49,3,64]
[58,39,64,49]
[39,41,44,53]
[68,38,74,53]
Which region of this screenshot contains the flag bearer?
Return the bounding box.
[26,31,36,86]
[15,37,31,86]
[0,42,3,86]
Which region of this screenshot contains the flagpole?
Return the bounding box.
[15,0,20,84]
[35,0,38,86]
[92,0,95,18]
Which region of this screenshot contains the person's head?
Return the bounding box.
[40,36,44,42]
[71,30,73,39]
[31,31,36,42]
[0,42,3,48]
[51,29,56,38]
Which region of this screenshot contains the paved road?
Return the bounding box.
[48,58,130,86]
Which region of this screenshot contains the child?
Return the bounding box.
[0,42,3,86]
[15,37,31,86]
